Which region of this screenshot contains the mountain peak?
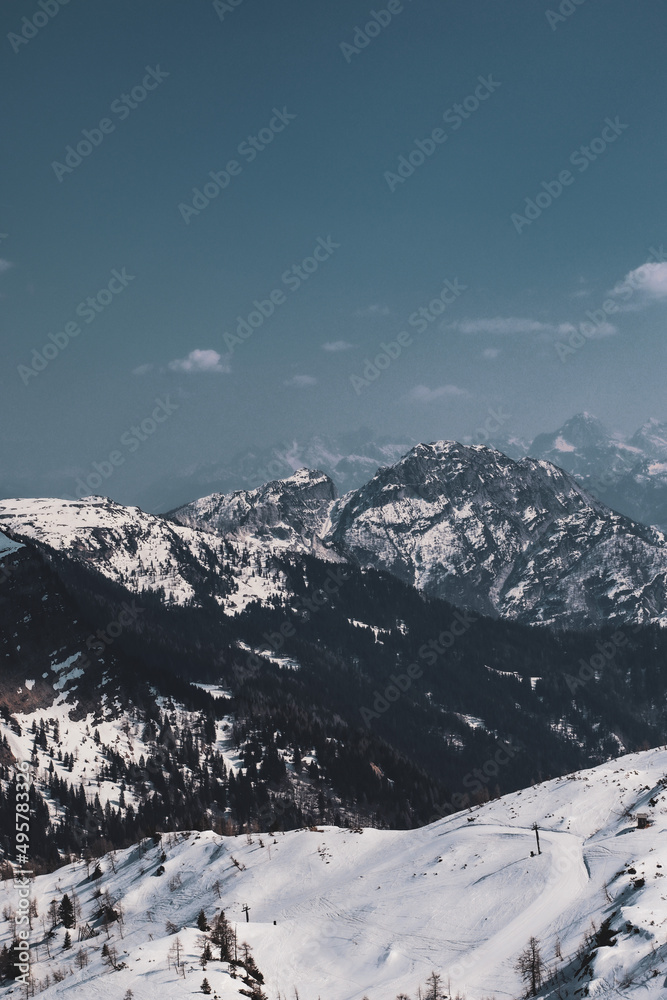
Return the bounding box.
[170,467,337,554]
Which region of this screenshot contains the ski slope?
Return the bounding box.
[3,747,667,999]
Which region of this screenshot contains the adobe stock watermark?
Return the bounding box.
[8,0,71,55]
[359,608,477,727]
[427,736,526,822]
[349,276,467,394]
[470,405,512,446]
[51,67,169,182]
[17,267,136,385]
[64,396,178,500]
[511,117,628,234]
[178,107,296,224]
[14,760,32,987]
[562,626,645,694]
[84,602,144,657]
[545,0,587,32]
[555,245,666,362]
[384,75,501,192]
[339,1,413,63]
[213,0,246,20]
[222,236,340,354]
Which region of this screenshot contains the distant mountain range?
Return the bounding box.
[3,435,667,631]
[3,416,665,532]
[139,414,667,531]
[135,428,416,514]
[525,413,667,532]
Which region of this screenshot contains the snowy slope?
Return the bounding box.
[5,747,667,999]
[0,497,286,615]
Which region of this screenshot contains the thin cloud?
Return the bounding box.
[322,340,354,352]
[482,347,501,360]
[409,384,468,403]
[168,349,230,374]
[0,259,13,274]
[450,317,554,335]
[132,363,154,376]
[449,316,615,340]
[285,374,318,388]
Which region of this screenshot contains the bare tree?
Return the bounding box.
[168,936,183,971]
[515,937,544,997]
[424,971,446,1000]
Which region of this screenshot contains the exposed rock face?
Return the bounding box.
[170,468,338,555]
[323,441,667,628]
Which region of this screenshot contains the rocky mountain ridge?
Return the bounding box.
[171,440,667,630]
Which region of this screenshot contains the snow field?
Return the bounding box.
[3,748,667,998]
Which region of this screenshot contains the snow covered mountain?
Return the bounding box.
[8,488,667,863]
[4,438,667,635]
[325,441,667,628]
[6,746,667,1000]
[169,468,338,558]
[173,442,667,630]
[0,496,287,615]
[526,414,667,532]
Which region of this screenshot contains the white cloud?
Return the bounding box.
[482,347,501,360]
[408,384,468,403]
[354,304,391,317]
[0,259,13,274]
[285,374,318,388]
[132,363,154,376]
[168,349,230,374]
[612,261,667,305]
[322,340,354,352]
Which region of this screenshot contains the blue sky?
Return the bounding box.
[1,0,665,504]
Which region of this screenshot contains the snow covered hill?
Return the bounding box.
[5,746,667,999]
[0,497,287,615]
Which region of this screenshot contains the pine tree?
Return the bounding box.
[209,910,233,962]
[201,979,212,995]
[58,894,75,929]
[196,908,208,932]
[63,931,71,951]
